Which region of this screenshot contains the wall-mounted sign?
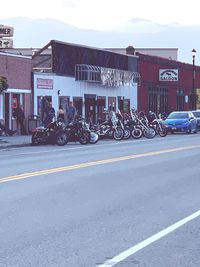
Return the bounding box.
[0,25,14,37]
[37,78,53,89]
[0,38,13,48]
[159,69,178,81]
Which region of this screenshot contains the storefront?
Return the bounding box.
[33,73,138,123]
[137,53,200,114]
[0,52,32,132]
[32,40,141,122]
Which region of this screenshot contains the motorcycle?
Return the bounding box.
[136,111,156,139]
[81,119,99,144]
[116,110,131,140]
[64,119,91,145]
[31,120,67,146]
[148,111,168,137]
[91,110,124,141]
[129,109,143,139]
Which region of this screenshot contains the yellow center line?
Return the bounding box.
[1,144,200,184]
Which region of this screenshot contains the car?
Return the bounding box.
[191,110,200,130]
[164,111,198,134]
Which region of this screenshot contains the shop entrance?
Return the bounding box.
[5,93,10,129]
[73,97,83,117]
[84,94,96,123]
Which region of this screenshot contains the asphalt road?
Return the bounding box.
[0,133,200,267]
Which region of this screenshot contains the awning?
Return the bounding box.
[75,64,141,86]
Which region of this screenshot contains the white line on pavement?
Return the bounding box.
[98,209,200,267]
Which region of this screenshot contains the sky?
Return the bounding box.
[1,0,200,31]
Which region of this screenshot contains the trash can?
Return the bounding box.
[28,115,40,133]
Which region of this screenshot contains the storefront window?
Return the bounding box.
[73,97,83,116]
[37,96,52,121]
[97,96,106,122]
[148,87,168,114]
[176,90,185,111]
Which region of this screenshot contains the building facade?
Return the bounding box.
[32,40,140,122]
[137,52,200,114]
[0,52,32,131]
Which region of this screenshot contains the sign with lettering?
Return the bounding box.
[0,25,14,37]
[159,69,178,81]
[37,78,53,89]
[0,38,13,48]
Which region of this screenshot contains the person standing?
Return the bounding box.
[57,105,65,122]
[66,101,76,123]
[16,105,26,135]
[43,102,56,127]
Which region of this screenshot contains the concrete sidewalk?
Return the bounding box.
[0,135,32,149]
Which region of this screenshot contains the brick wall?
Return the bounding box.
[0,53,32,89]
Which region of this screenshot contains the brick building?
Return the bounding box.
[137,52,200,114]
[0,52,32,132]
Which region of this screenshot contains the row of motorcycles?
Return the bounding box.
[31,109,168,146]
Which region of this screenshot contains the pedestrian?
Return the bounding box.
[16,105,26,135]
[57,105,65,122]
[43,102,56,127]
[66,101,76,123]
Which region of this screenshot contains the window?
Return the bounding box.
[176,90,185,111]
[148,87,168,114]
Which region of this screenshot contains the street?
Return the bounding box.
[0,134,200,267]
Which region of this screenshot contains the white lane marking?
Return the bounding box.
[98,209,200,267]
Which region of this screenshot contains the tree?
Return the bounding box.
[0,76,8,93]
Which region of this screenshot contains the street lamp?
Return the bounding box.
[191,48,197,110]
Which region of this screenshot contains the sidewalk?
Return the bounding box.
[0,135,32,149]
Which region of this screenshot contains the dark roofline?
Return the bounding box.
[137,52,200,71]
[32,39,138,59]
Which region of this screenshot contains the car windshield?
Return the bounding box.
[192,111,200,118]
[167,112,189,119]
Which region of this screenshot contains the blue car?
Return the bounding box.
[192,110,200,130]
[164,111,197,134]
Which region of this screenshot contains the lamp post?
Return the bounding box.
[191,48,197,110]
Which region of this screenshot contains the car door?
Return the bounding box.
[189,112,197,131]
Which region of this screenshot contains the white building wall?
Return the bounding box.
[34,73,138,115]
[0,94,3,120]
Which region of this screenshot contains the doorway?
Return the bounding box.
[84,94,96,123]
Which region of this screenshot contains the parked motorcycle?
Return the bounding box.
[136,111,156,139]
[81,119,99,144]
[31,121,67,146]
[116,110,131,140]
[64,118,91,145]
[129,109,143,139]
[148,111,168,137]
[91,110,124,141]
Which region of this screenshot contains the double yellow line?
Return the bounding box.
[1,144,200,184]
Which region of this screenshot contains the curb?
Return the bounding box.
[0,143,31,150]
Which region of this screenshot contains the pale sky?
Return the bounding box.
[1,0,200,31]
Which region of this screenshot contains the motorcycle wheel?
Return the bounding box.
[79,130,90,145]
[123,126,131,140]
[89,131,99,144]
[158,126,168,137]
[131,127,143,139]
[113,127,124,141]
[56,131,67,146]
[31,134,41,146]
[143,127,156,139]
